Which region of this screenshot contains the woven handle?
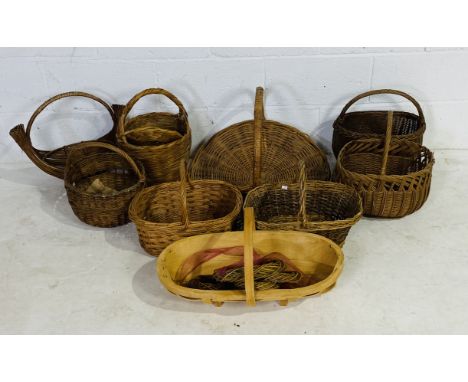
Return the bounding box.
[297,161,308,227]
[380,111,394,176]
[66,141,145,182]
[179,160,190,228]
[337,89,425,124]
[253,87,265,187]
[243,207,256,306]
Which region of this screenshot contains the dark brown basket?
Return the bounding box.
[129,161,243,256]
[10,91,122,179]
[335,111,434,218]
[117,88,191,185]
[244,162,362,246]
[332,89,426,157]
[190,87,330,193]
[64,142,145,227]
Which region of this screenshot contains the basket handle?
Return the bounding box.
[336,89,425,124]
[297,161,308,227]
[66,141,145,183]
[118,88,188,141]
[179,159,190,228]
[243,207,256,306]
[253,87,265,187]
[379,111,394,176]
[9,91,115,178]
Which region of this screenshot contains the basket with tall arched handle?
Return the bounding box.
[117,88,191,185]
[64,141,145,227]
[129,159,243,256]
[9,91,122,179]
[335,111,434,218]
[244,161,362,246]
[332,89,426,157]
[157,207,344,307]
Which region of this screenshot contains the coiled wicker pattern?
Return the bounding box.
[245,162,362,246]
[332,89,426,157]
[190,87,330,193]
[335,111,434,218]
[129,161,243,256]
[117,88,191,185]
[9,91,122,179]
[64,142,145,227]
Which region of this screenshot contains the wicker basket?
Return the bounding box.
[64,142,145,227]
[190,87,330,193]
[117,88,191,185]
[335,111,434,218]
[129,161,243,256]
[244,162,362,246]
[10,91,121,179]
[157,207,344,307]
[332,89,426,157]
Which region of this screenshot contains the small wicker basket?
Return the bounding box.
[190,87,330,193]
[335,111,434,218]
[64,142,145,227]
[10,91,121,179]
[157,208,344,307]
[332,89,426,157]
[244,162,362,246]
[117,88,191,185]
[129,161,243,256]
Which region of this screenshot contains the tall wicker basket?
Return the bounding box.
[10,91,121,179]
[129,161,243,256]
[190,87,330,193]
[332,89,426,157]
[335,111,434,218]
[117,88,191,185]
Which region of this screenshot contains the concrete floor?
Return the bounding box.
[0,149,467,334]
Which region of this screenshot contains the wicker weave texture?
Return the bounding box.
[9,91,121,179]
[332,89,426,157]
[117,88,191,185]
[190,87,330,192]
[64,142,145,227]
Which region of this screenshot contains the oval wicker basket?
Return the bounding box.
[244,162,362,246]
[129,161,243,256]
[332,89,426,157]
[64,142,145,227]
[117,88,191,185]
[157,207,344,307]
[10,91,121,179]
[335,111,434,218]
[190,87,330,193]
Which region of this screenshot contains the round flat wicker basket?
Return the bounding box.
[129,161,243,256]
[10,91,121,179]
[332,89,426,157]
[244,162,362,246]
[335,111,434,218]
[190,87,330,193]
[117,88,191,185]
[64,142,145,227]
[157,207,344,307]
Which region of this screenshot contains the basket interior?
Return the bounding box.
[342,111,421,135]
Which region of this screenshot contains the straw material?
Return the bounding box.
[129,161,243,256]
[117,88,191,185]
[190,87,330,193]
[332,89,426,157]
[9,91,121,179]
[335,111,435,218]
[245,162,362,246]
[157,208,344,307]
[64,142,145,227]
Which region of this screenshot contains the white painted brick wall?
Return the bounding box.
[1,47,467,166]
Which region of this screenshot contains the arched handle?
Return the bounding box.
[118,88,188,142]
[253,87,265,187]
[336,89,425,124]
[243,207,256,306]
[297,161,308,227]
[179,160,190,228]
[66,141,145,183]
[380,111,394,176]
